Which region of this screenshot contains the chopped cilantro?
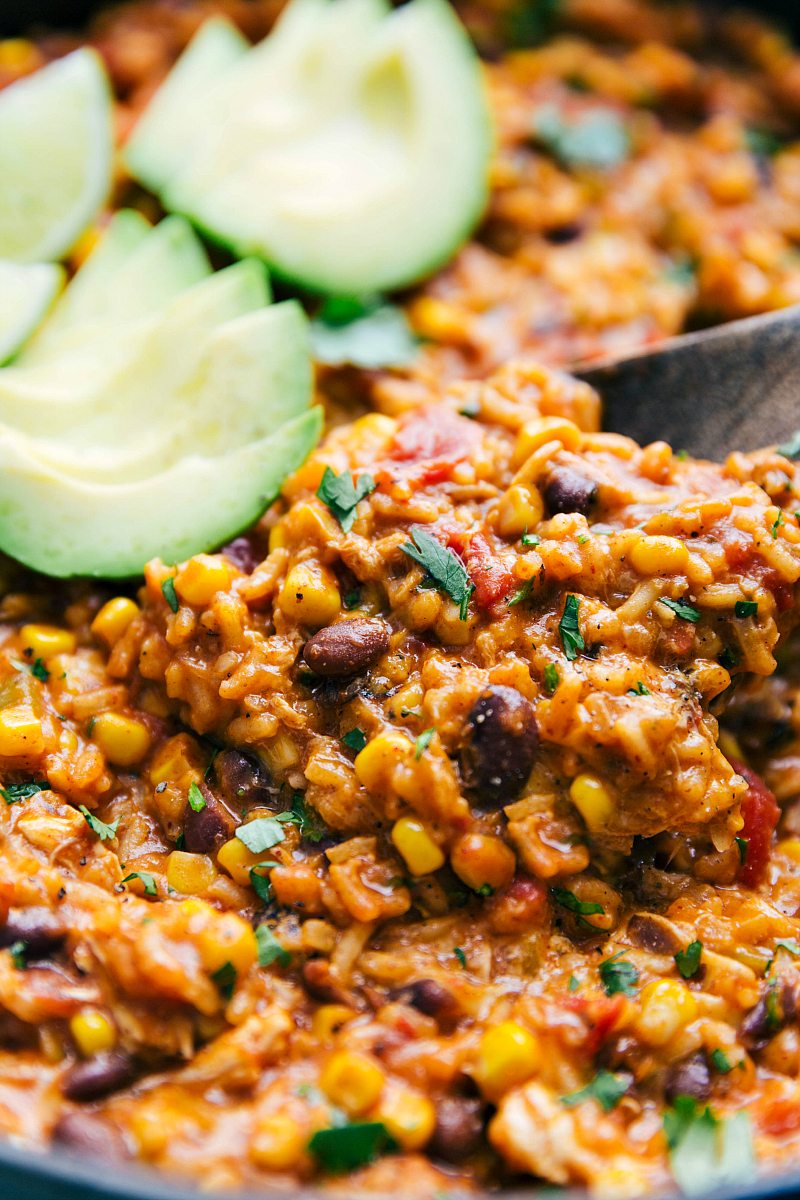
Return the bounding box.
[30,658,49,682]
[599,950,639,998]
[342,728,368,754]
[544,663,559,694]
[778,430,800,460]
[414,728,435,759]
[735,600,758,619]
[9,941,27,971]
[521,530,541,547]
[577,534,589,545]
[161,576,179,613]
[211,961,237,1000]
[735,836,748,863]
[289,793,327,844]
[0,780,46,805]
[661,597,701,623]
[551,887,604,921]
[122,871,157,897]
[720,646,741,671]
[454,947,467,968]
[312,296,419,370]
[504,0,560,47]
[476,883,495,897]
[508,580,533,607]
[256,924,291,969]
[187,781,206,813]
[79,805,119,842]
[562,1069,628,1112]
[745,127,784,158]
[772,511,785,539]
[249,862,280,903]
[236,816,287,854]
[317,466,377,533]
[559,594,584,661]
[627,681,650,696]
[308,1121,395,1173]
[402,526,474,619]
[775,937,800,957]
[664,1097,755,1196]
[710,1049,733,1074]
[675,940,703,980]
[568,974,580,992]
[343,590,361,611]
[532,104,630,170]
[765,979,782,1032]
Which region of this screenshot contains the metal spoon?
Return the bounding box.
[577,305,800,459]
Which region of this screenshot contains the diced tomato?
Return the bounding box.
[487,875,548,934]
[731,759,780,887]
[564,993,625,1055]
[462,531,515,611]
[758,1096,800,1138]
[387,405,480,484]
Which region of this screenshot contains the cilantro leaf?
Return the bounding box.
[9,941,27,970]
[0,780,46,805]
[256,923,291,968]
[122,871,157,897]
[661,597,701,623]
[710,1049,733,1074]
[775,937,800,957]
[308,1122,395,1173]
[30,658,49,682]
[454,947,467,968]
[342,728,367,754]
[551,887,604,919]
[211,961,237,1000]
[559,594,584,661]
[664,1098,755,1196]
[249,861,280,903]
[675,940,703,979]
[161,576,179,613]
[777,430,800,460]
[317,466,376,533]
[415,728,435,759]
[312,296,419,370]
[735,836,748,863]
[544,663,559,694]
[627,681,650,696]
[187,781,206,813]
[289,793,327,844]
[236,817,287,854]
[79,805,119,842]
[402,527,473,619]
[532,103,630,170]
[562,1069,628,1112]
[772,511,785,539]
[599,950,639,997]
[508,580,533,607]
[521,530,540,547]
[735,600,758,619]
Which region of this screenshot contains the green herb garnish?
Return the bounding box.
[544,663,559,694]
[30,658,49,682]
[661,597,701,622]
[454,947,467,968]
[236,816,287,854]
[161,576,179,613]
[342,728,367,754]
[0,780,46,805]
[777,430,800,460]
[9,941,27,970]
[317,466,377,533]
[675,940,703,979]
[559,594,584,661]
[775,937,800,957]
[343,590,361,611]
[562,1069,628,1112]
[187,781,206,813]
[312,296,418,370]
[289,793,327,844]
[211,961,237,1000]
[627,681,650,696]
[599,950,639,998]
[710,1049,733,1074]
[772,511,785,538]
[551,887,604,921]
[249,861,280,904]
[256,924,291,968]
[402,526,474,620]
[532,104,630,170]
[735,836,748,864]
[568,974,580,992]
[79,805,119,842]
[521,530,541,547]
[664,1097,755,1196]
[122,871,157,897]
[415,728,436,759]
[308,1122,395,1173]
[735,600,758,618]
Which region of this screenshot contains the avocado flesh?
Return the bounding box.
[0,262,63,366]
[0,408,322,578]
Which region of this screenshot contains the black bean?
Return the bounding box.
[303,619,389,678]
[389,978,455,1019]
[221,535,261,575]
[214,749,273,809]
[544,466,598,516]
[0,908,65,957]
[665,1053,710,1102]
[627,913,682,957]
[544,222,583,244]
[461,685,538,809]
[62,1052,134,1102]
[183,784,238,855]
[429,1097,484,1163]
[52,1112,128,1161]
[741,996,772,1048]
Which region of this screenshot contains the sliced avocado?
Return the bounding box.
[0,261,64,365]
[125,17,250,194]
[0,408,322,578]
[128,0,491,294]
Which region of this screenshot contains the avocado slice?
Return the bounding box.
[0,408,322,578]
[126,0,492,294]
[0,261,63,365]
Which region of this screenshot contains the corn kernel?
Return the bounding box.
[19,624,76,660]
[497,484,545,539]
[628,535,690,576]
[166,851,217,895]
[250,1113,305,1171]
[91,597,139,646]
[636,979,698,1046]
[92,712,151,766]
[778,838,800,865]
[0,39,40,73]
[354,730,413,793]
[320,1051,385,1116]
[312,1005,356,1042]
[513,417,581,466]
[69,1008,116,1057]
[0,703,44,757]
[197,912,258,976]
[391,817,445,876]
[569,773,614,831]
[175,554,234,608]
[378,1087,436,1150]
[217,836,266,886]
[451,833,516,893]
[268,524,287,552]
[279,563,341,628]
[148,733,200,786]
[474,1020,540,1099]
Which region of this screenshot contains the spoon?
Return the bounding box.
[577,304,800,460]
